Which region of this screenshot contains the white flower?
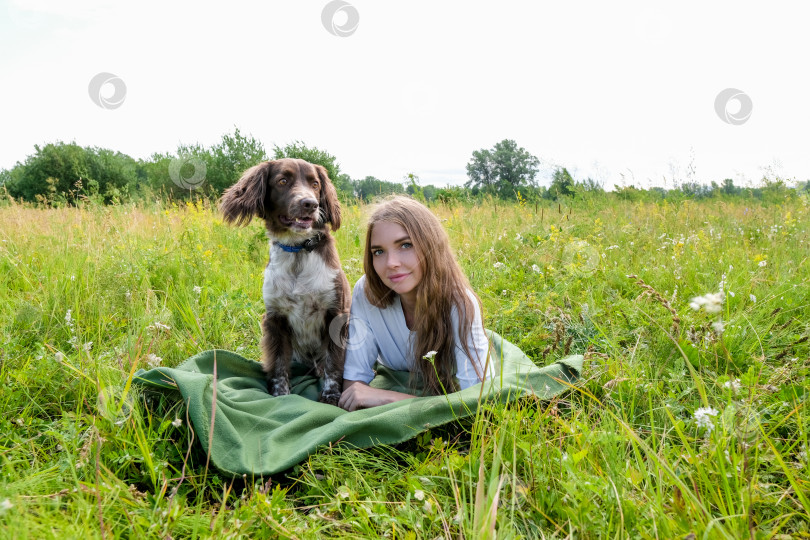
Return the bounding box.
[758,260,767,267]
[723,379,741,392]
[146,354,162,368]
[150,322,171,332]
[125,291,132,300]
[712,321,725,334]
[193,285,202,294]
[413,489,425,501]
[531,264,541,273]
[15,418,23,426]
[423,351,437,363]
[0,499,12,511]
[55,352,65,362]
[694,407,719,433]
[83,342,93,352]
[172,418,183,428]
[749,294,757,303]
[493,262,505,269]
[689,292,724,314]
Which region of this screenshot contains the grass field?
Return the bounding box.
[1,194,808,538]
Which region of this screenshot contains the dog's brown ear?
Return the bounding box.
[220,161,274,226]
[316,165,342,230]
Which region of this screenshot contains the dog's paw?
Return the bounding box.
[268,377,290,397]
[318,391,340,407]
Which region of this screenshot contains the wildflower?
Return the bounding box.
[711,321,725,334]
[149,322,171,332]
[501,290,507,296]
[125,291,132,300]
[694,407,719,433]
[15,418,23,426]
[413,489,425,501]
[146,354,162,368]
[531,264,541,273]
[55,352,66,362]
[83,342,93,352]
[423,499,433,513]
[723,379,741,392]
[193,285,202,294]
[493,262,505,269]
[758,260,767,267]
[749,294,756,303]
[689,292,724,314]
[0,499,12,511]
[65,309,73,325]
[423,351,437,363]
[172,418,183,428]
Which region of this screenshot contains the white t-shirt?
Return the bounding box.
[343,275,494,390]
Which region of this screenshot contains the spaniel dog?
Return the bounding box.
[220,158,350,406]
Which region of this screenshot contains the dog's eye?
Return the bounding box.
[279,178,288,185]
[312,181,320,189]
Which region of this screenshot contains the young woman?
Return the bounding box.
[338,196,493,412]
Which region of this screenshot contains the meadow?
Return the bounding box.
[0,194,808,538]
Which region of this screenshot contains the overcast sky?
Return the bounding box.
[1,0,808,189]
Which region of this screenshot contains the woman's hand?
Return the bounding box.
[338,380,415,411]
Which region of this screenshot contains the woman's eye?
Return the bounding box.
[401,242,413,249]
[372,249,384,257]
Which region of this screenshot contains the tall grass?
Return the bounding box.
[1,194,808,538]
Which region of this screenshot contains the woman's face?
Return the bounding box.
[369,221,423,301]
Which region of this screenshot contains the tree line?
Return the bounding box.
[1,129,807,206]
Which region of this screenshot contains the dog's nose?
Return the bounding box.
[300,197,318,212]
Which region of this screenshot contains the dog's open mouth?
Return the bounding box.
[278,215,315,230]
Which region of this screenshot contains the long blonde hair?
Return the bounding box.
[363,196,485,395]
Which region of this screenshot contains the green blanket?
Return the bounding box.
[133,331,582,477]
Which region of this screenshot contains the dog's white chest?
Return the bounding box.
[262,247,339,329]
